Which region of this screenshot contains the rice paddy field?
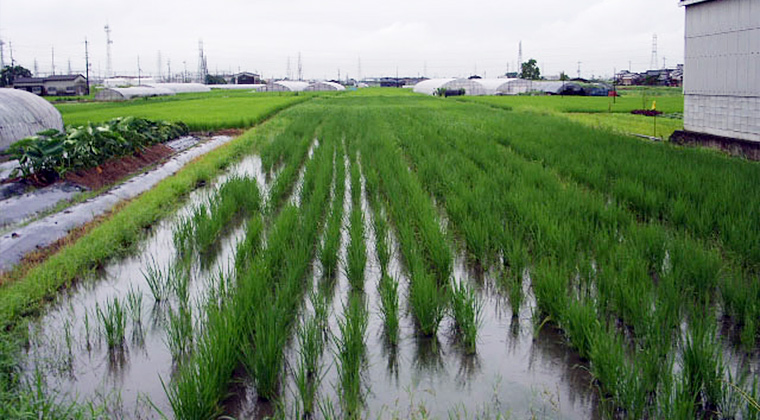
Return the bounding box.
[54,91,318,131]
[3,90,760,419]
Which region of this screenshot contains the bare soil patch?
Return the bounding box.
[65,144,174,190]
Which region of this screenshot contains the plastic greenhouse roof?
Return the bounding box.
[412,79,456,95]
[270,81,310,91]
[95,86,176,101]
[143,83,211,93]
[0,89,64,151]
[305,81,346,91]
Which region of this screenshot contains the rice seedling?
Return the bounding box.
[235,213,264,272]
[293,317,326,416]
[408,262,446,337]
[168,265,190,303]
[96,297,126,349]
[377,274,400,345]
[142,257,169,303]
[126,287,143,324]
[246,302,287,401]
[334,292,368,417]
[166,303,193,361]
[449,280,482,355]
[319,152,346,278]
[346,208,367,290]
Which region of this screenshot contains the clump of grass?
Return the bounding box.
[125,287,143,324]
[245,303,288,401]
[96,297,126,349]
[450,281,482,354]
[294,317,326,416]
[141,257,169,303]
[378,274,400,345]
[409,263,446,336]
[334,293,368,417]
[166,303,193,361]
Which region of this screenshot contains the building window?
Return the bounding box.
[47,87,57,95]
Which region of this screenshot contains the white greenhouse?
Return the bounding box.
[211,84,267,91]
[266,81,310,92]
[412,79,455,95]
[94,86,176,101]
[143,83,211,94]
[304,81,346,92]
[0,89,64,151]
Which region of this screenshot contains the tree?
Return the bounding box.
[205,73,227,85]
[559,71,570,81]
[520,59,541,80]
[0,65,32,87]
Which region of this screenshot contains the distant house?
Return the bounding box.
[674,0,760,148]
[229,72,261,84]
[14,74,88,96]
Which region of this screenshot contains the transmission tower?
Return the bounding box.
[104,24,113,77]
[297,52,302,81]
[197,39,207,83]
[157,51,162,80]
[517,40,523,70]
[650,34,658,70]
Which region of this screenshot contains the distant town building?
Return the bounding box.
[676,0,760,146]
[13,74,88,96]
[228,72,261,84]
[614,65,683,87]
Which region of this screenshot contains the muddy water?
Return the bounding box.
[21,155,268,418]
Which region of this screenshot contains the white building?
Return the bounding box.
[681,0,760,143]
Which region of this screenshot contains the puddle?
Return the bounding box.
[20,156,269,418]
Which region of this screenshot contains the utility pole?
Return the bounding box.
[577,61,581,79]
[663,57,667,69]
[8,41,14,67]
[137,56,142,85]
[182,60,187,83]
[104,24,113,78]
[34,59,39,76]
[167,59,172,82]
[0,38,5,69]
[51,47,55,75]
[68,58,72,75]
[84,38,90,94]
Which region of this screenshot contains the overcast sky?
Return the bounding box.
[0,0,685,80]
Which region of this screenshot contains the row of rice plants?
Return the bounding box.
[166,108,336,418]
[319,141,347,278]
[379,98,756,418]
[173,176,261,259]
[346,150,367,290]
[340,109,451,337]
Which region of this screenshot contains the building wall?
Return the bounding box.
[683,0,760,142]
